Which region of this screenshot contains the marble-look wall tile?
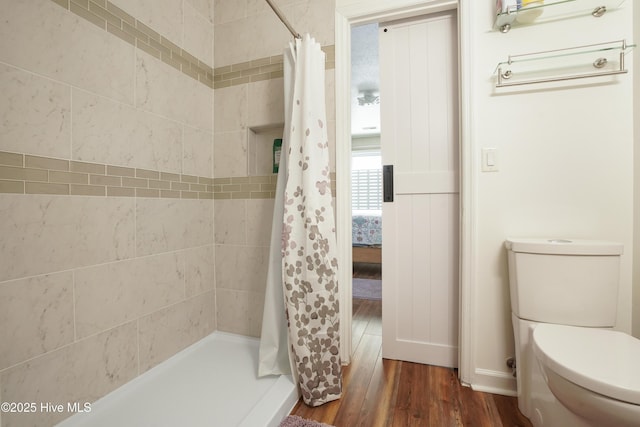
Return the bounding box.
[325,69,336,121]
[75,252,186,338]
[246,198,274,246]
[214,0,246,25]
[214,11,291,68]
[138,292,215,372]
[214,244,268,292]
[293,0,336,47]
[0,272,74,370]
[214,85,247,133]
[327,119,336,173]
[214,199,246,244]
[0,195,135,282]
[187,0,215,23]
[213,131,248,178]
[248,78,284,128]
[213,0,298,29]
[216,289,264,337]
[185,245,215,297]
[72,89,183,173]
[110,0,184,45]
[183,126,213,178]
[246,0,297,17]
[184,2,214,67]
[0,322,137,427]
[136,51,214,132]
[0,0,135,104]
[213,17,247,67]
[136,198,213,256]
[0,64,71,159]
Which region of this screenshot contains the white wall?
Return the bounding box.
[469,1,634,393]
[471,0,634,377]
[337,0,635,394]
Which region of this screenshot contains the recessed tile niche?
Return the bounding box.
[247,125,284,177]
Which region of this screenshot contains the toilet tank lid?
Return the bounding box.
[505,238,623,255]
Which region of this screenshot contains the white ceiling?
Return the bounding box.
[350,23,380,136]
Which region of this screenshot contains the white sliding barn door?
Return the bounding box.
[380,11,459,367]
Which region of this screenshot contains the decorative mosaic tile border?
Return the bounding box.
[49,0,335,91]
[0,152,336,199]
[213,45,336,89]
[0,151,276,199]
[50,0,215,88]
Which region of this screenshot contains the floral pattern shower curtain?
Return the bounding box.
[281,34,342,406]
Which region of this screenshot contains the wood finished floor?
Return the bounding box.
[289,263,532,427]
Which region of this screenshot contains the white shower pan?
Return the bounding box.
[56,332,299,427]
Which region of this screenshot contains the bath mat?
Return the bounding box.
[352,278,382,300]
[279,415,335,427]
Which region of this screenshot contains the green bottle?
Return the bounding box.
[273,139,282,173]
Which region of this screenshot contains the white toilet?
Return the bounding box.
[505,238,640,427]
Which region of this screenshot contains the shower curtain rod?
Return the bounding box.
[265,0,301,39]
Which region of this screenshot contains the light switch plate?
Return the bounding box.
[482,148,498,172]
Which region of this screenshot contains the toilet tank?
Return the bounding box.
[505,238,623,327]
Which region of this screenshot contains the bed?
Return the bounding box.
[352,210,382,264]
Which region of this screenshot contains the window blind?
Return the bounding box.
[351,167,382,211]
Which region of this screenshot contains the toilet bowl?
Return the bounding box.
[504,238,640,426]
[533,324,640,427]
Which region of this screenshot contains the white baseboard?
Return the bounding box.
[469,368,517,397]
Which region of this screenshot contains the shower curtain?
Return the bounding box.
[258,41,294,379]
[259,34,342,407]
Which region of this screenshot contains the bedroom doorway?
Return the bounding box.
[348,10,459,367]
[336,0,470,379]
[350,23,383,339]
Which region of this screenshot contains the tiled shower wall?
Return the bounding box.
[0,0,336,424]
[212,0,336,337]
[0,0,215,425]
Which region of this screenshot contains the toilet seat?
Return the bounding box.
[533,323,640,405]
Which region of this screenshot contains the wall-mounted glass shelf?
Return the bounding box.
[494,39,635,87]
[495,0,625,33]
